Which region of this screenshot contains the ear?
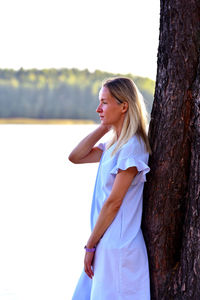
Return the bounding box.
[121,101,128,113]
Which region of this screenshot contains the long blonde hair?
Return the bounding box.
[102,77,152,155]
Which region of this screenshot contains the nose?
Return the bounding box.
[96,103,102,113]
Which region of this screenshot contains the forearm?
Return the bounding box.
[68,125,109,162]
[86,167,138,248]
[86,200,121,248]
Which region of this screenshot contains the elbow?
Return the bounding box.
[105,198,123,214]
[68,153,78,164]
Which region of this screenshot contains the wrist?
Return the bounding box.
[99,124,111,134]
[84,245,96,252]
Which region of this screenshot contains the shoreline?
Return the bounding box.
[0,118,96,125]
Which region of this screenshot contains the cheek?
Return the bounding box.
[103,106,108,112]
[101,105,108,113]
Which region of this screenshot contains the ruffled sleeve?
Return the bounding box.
[110,137,150,186]
[96,142,106,152]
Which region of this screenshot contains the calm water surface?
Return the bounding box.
[0,124,106,300]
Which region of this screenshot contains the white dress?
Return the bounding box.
[72,134,150,300]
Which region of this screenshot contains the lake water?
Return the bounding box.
[0,124,107,300]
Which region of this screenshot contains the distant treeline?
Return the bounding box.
[0,68,155,121]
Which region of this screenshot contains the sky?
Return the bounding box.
[0,0,160,80]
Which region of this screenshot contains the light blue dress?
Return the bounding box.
[72,134,150,300]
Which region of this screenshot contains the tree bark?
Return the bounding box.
[142,0,200,299]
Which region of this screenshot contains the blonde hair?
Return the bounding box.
[102,77,152,155]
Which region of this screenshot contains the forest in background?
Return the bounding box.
[0,68,155,122]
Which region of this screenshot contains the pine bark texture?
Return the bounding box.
[142,0,200,299]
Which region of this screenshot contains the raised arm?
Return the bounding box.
[84,166,138,278]
[68,125,110,164]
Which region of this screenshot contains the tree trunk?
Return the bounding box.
[142,0,200,299]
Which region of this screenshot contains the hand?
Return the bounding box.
[84,251,95,279]
[100,124,112,132]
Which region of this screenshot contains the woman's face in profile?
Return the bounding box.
[96,86,124,127]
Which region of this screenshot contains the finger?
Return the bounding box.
[85,261,94,279]
[87,264,94,279]
[84,261,92,279]
[85,265,92,279]
[90,265,94,277]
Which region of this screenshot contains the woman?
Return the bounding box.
[69,77,151,300]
